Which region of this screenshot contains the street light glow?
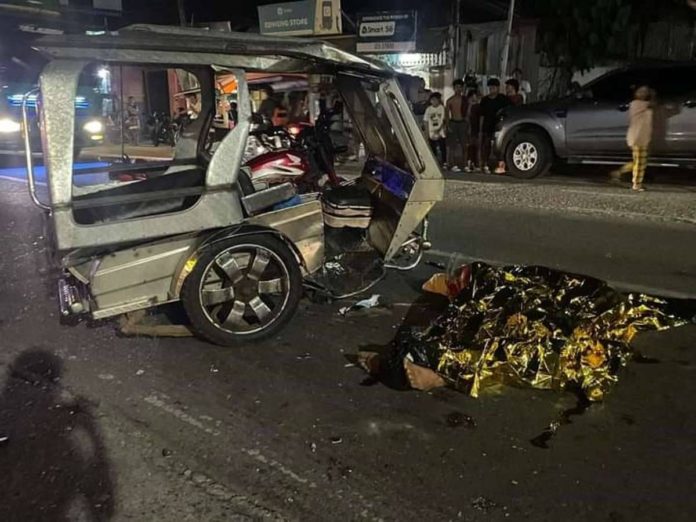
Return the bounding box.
[0,118,21,133]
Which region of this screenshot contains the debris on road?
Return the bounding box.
[530,394,591,449]
[330,436,343,445]
[445,411,476,429]
[118,308,193,338]
[471,496,497,513]
[358,263,688,401]
[135,369,145,376]
[324,261,346,275]
[338,294,381,316]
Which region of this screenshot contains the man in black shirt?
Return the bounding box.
[479,78,511,173]
[258,86,278,122]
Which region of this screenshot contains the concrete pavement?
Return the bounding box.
[0,172,695,521]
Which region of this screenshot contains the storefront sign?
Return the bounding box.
[357,11,417,53]
[2,0,121,12]
[314,0,342,35]
[258,0,341,36]
[59,0,122,11]
[1,0,60,11]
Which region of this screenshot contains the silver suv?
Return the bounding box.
[495,62,696,178]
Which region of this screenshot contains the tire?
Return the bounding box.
[181,234,302,346]
[505,131,553,179]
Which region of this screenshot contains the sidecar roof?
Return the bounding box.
[32,24,392,77]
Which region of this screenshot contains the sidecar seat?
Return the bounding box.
[322,185,373,229]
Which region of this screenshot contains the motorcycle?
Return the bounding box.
[149,112,185,147]
[246,111,345,191]
[243,118,293,162]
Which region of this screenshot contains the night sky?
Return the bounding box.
[121,0,510,30]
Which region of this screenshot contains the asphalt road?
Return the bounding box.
[431,169,696,298]
[0,172,695,521]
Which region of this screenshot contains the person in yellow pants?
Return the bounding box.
[613,85,653,192]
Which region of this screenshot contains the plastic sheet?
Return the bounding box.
[396,263,688,401]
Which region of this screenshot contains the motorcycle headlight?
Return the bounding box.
[83,119,104,134]
[0,118,21,134]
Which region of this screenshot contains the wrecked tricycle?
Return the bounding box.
[24,25,444,346]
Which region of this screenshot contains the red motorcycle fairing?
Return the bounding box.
[246,150,310,185]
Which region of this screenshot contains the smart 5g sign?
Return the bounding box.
[258,0,342,36]
[357,11,418,53]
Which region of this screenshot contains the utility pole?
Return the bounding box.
[452,0,462,79]
[500,0,516,78]
[177,0,187,27]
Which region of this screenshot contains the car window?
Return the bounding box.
[648,67,696,99]
[590,70,647,102]
[591,67,696,103]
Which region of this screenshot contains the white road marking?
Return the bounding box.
[144,393,221,436]
[240,448,316,488]
[145,393,317,490]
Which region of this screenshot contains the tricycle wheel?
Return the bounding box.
[181,234,302,346]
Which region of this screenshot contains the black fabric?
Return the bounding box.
[323,185,372,210]
[73,167,204,203]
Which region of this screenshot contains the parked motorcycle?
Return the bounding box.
[148,112,185,147]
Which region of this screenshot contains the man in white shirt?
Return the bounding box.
[511,68,532,103]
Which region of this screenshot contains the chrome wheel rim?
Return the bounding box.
[512,142,539,171]
[199,244,290,335]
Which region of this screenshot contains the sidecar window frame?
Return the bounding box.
[38,58,249,250]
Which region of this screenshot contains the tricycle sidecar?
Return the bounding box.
[27,25,444,345]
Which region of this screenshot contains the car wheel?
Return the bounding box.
[505,131,553,179]
[181,234,302,346]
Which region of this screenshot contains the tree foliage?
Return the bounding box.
[530,0,691,70]
[528,0,692,96]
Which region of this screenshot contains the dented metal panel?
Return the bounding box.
[85,234,202,318]
[249,200,325,275]
[33,24,387,75]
